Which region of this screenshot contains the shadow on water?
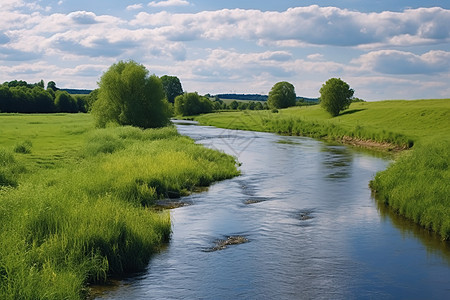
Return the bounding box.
[373,192,450,266]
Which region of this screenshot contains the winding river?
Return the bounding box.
[97,121,450,299]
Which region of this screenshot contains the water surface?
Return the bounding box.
[97,121,450,299]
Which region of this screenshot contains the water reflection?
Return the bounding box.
[320,144,353,180]
[374,193,450,266]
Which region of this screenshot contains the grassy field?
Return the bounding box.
[195,99,450,239]
[0,114,239,299]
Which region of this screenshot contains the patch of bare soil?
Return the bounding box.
[340,136,409,152]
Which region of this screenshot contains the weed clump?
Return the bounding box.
[0,149,25,187]
[13,140,32,154]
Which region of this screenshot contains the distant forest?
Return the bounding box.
[0,80,95,113]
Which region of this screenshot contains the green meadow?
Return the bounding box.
[195,99,450,239]
[0,114,239,299]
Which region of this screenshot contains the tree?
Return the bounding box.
[92,60,171,128]
[267,81,296,109]
[161,75,183,103]
[55,90,77,113]
[319,78,354,117]
[174,92,213,116]
[47,81,58,91]
[229,100,239,110]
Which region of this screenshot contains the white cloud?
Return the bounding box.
[0,4,449,99]
[148,0,190,8]
[127,4,143,11]
[355,50,450,74]
[68,11,98,24]
[130,6,450,47]
[307,53,325,61]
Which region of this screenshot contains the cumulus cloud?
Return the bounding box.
[68,11,98,25]
[127,4,144,11]
[355,50,450,74]
[130,6,450,47]
[0,4,448,99]
[148,0,190,8]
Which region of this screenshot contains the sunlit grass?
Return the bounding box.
[0,113,239,299]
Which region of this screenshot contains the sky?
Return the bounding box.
[1,0,449,100]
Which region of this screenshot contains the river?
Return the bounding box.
[96,121,450,299]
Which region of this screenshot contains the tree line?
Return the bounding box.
[0,80,94,113]
[1,60,358,120]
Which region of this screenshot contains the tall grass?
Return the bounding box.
[263,116,413,148]
[0,149,26,187]
[0,115,239,299]
[370,140,450,239]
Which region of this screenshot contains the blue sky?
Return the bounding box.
[1,0,449,100]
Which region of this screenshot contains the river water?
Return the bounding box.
[97,121,450,299]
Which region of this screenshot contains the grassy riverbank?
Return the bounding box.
[195,99,450,240]
[0,114,239,299]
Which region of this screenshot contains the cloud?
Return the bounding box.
[0,46,41,61]
[355,50,450,75]
[307,53,325,61]
[130,6,450,47]
[148,0,190,8]
[68,11,98,24]
[52,35,138,58]
[127,4,144,11]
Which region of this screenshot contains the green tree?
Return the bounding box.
[237,102,248,110]
[267,81,296,109]
[174,92,213,116]
[47,81,58,91]
[85,89,99,112]
[254,102,263,110]
[161,75,183,103]
[32,86,55,112]
[229,100,239,110]
[319,78,354,117]
[92,60,171,128]
[36,80,45,89]
[55,90,77,113]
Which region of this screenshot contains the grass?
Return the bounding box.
[0,113,239,299]
[195,99,450,239]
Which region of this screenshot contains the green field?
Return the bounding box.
[195,99,450,239]
[0,114,239,299]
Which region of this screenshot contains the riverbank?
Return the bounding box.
[194,99,450,240]
[0,114,239,299]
